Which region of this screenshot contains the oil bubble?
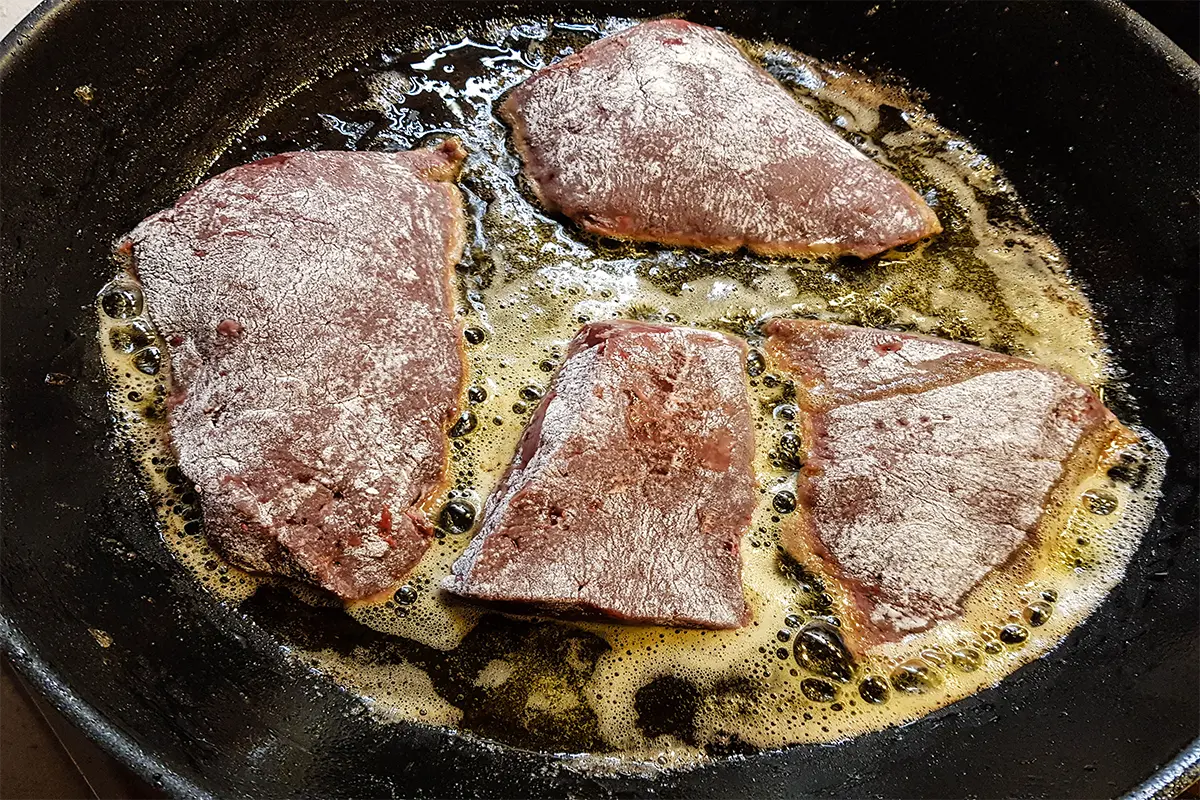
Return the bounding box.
[858,676,890,704]
[800,678,837,703]
[1023,601,1053,627]
[439,500,476,534]
[746,350,766,377]
[467,386,487,404]
[394,585,418,605]
[773,491,797,514]
[793,621,854,683]
[1082,490,1117,515]
[778,433,803,469]
[464,327,486,345]
[919,649,948,668]
[773,404,798,421]
[99,280,144,319]
[999,624,1029,646]
[449,411,478,438]
[109,320,155,354]
[950,648,982,672]
[133,347,163,375]
[890,660,941,694]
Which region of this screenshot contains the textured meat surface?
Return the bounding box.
[126,142,467,600]
[501,19,940,258]
[445,321,755,629]
[766,319,1127,637]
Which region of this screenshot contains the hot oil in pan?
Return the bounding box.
[97,18,1167,768]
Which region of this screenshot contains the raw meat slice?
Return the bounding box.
[445,321,755,629]
[765,319,1131,638]
[123,141,467,600]
[501,19,940,258]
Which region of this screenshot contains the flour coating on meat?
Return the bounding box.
[501,19,940,258]
[124,142,467,599]
[445,321,755,629]
[766,319,1129,637]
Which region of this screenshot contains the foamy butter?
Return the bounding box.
[97,17,1165,768]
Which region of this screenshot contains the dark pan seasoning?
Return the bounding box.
[94,17,1167,768]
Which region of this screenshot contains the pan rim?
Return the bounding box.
[1,0,1196,798]
[0,615,210,799]
[0,0,66,67]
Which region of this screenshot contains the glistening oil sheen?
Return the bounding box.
[96,17,1166,769]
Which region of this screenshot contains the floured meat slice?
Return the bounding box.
[123,141,468,600]
[501,19,940,258]
[445,321,755,629]
[765,319,1132,638]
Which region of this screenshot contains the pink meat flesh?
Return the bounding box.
[766,319,1129,639]
[125,141,468,599]
[502,19,940,258]
[446,321,756,629]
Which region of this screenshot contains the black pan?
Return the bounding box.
[2,1,1197,797]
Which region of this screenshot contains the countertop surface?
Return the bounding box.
[2,0,41,38]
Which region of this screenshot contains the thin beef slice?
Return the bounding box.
[445,321,756,629]
[501,19,940,258]
[124,141,468,600]
[765,319,1132,638]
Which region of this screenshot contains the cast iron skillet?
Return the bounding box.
[1,1,1197,797]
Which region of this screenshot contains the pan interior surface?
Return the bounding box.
[93,11,1169,768]
[2,2,1197,798]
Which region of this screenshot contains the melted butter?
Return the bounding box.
[97,17,1166,769]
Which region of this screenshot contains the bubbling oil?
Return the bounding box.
[97,17,1166,768]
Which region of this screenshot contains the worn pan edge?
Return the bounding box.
[0,0,65,65]
[0,615,208,799]
[0,0,1196,797]
[1,4,224,794]
[1091,10,1200,796]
